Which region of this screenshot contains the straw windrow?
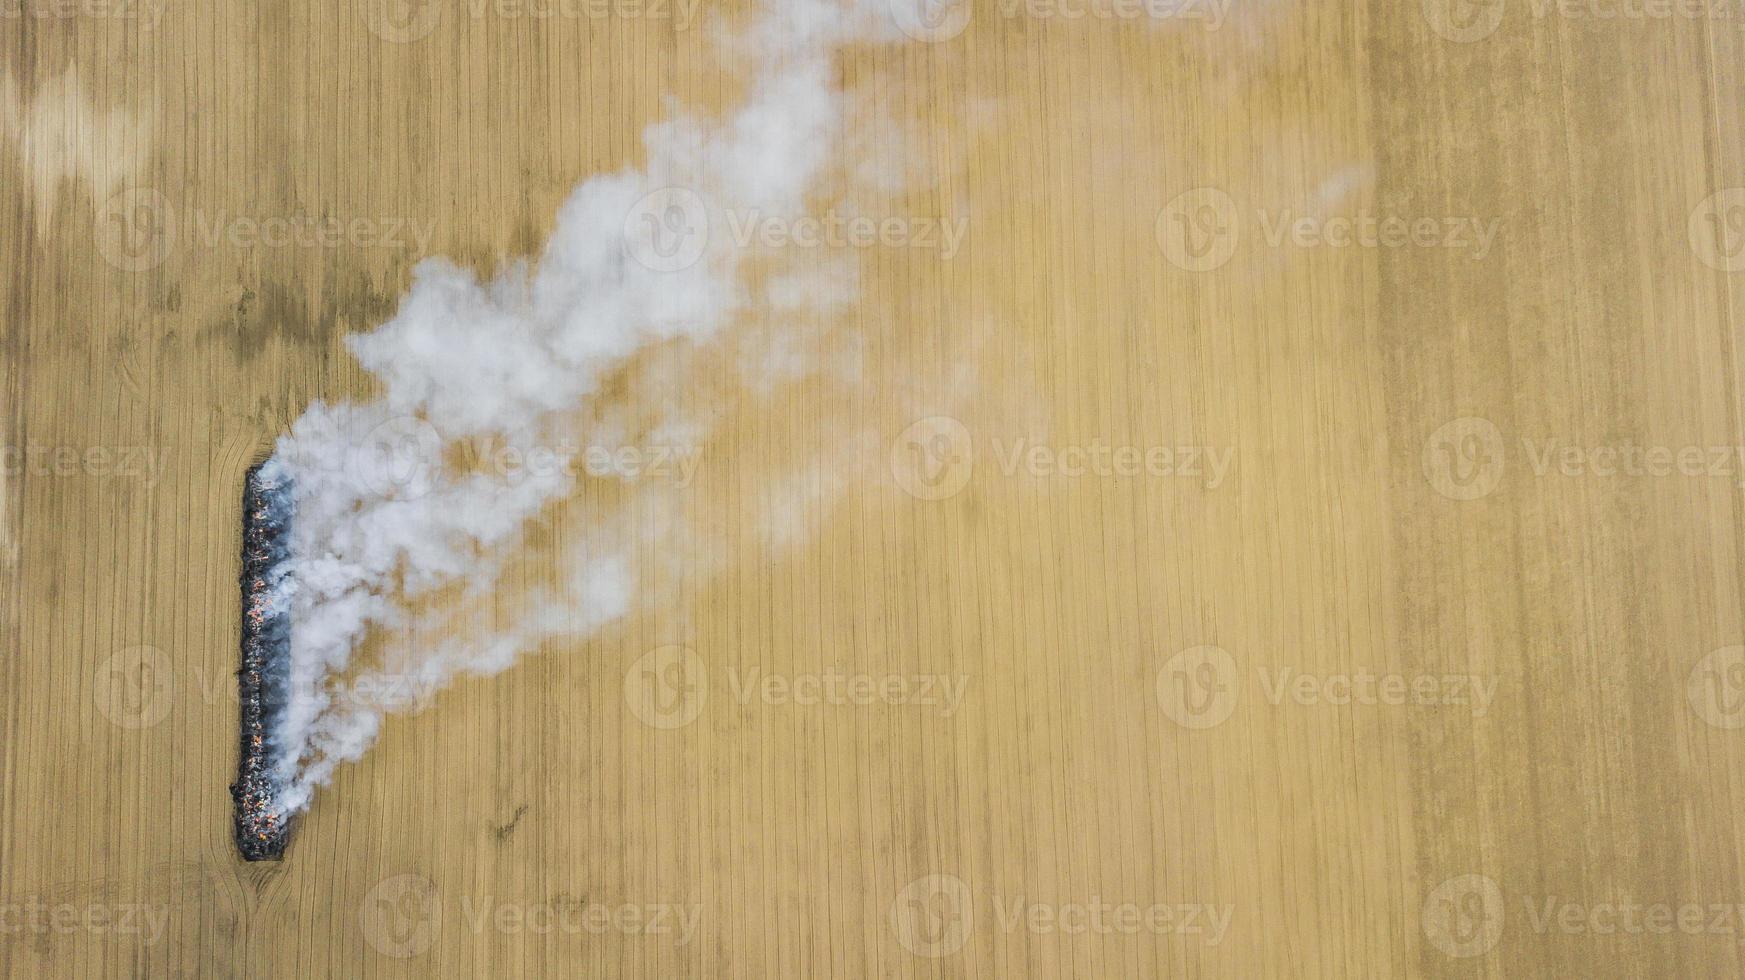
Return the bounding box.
[231,462,296,861]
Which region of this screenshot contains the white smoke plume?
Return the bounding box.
[263,0,913,812]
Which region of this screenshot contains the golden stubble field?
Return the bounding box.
[5,0,1745,976]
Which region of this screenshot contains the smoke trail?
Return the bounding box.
[263,0,908,813]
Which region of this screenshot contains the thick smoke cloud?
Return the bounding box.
[264,0,909,812]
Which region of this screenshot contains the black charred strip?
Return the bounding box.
[231,462,296,861]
